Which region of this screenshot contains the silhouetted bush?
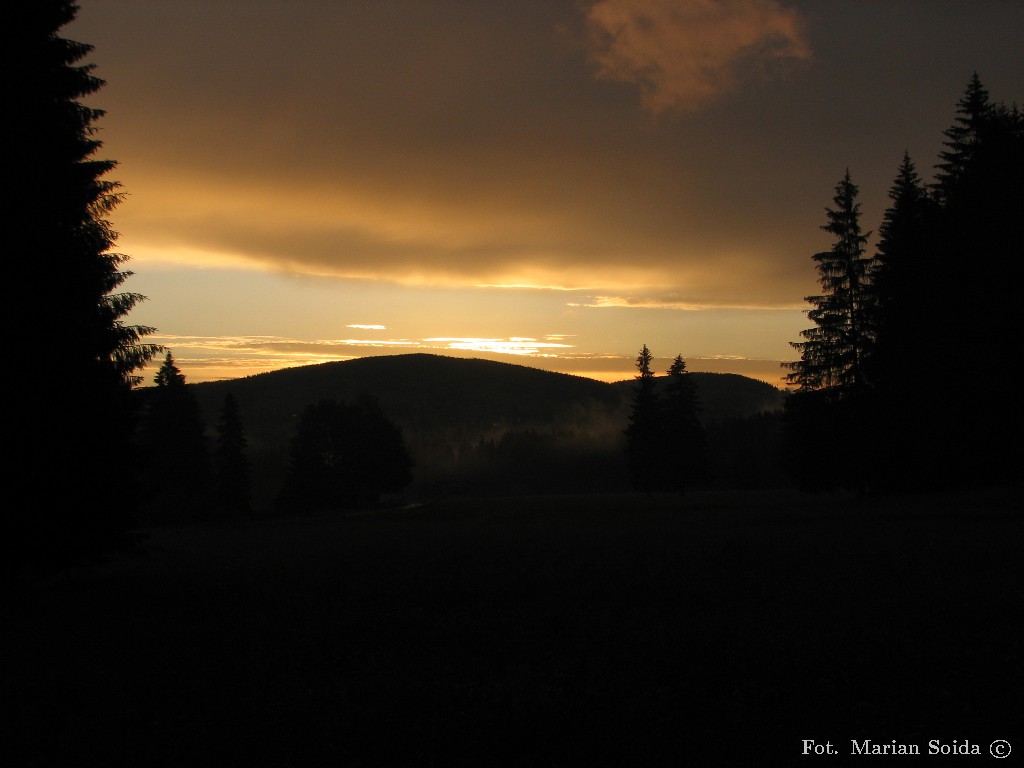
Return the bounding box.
[276,394,413,513]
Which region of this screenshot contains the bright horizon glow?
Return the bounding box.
[137,332,794,389]
[66,2,1022,395]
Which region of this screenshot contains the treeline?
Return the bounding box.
[785,74,1023,493]
[623,347,709,493]
[8,2,163,569]
[134,353,414,524]
[24,4,1018,569]
[137,350,787,517]
[614,346,787,495]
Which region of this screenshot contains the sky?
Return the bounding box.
[67,1,1024,387]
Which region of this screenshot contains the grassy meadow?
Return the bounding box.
[11,488,1021,766]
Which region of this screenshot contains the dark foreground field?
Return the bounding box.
[10,489,1022,766]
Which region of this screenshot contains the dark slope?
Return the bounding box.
[178,354,786,504]
[610,370,785,422]
[191,353,783,438]
[190,353,623,447]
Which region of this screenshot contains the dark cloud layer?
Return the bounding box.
[72,3,1024,305]
[69,1,1024,323]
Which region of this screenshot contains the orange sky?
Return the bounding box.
[67,1,1024,387]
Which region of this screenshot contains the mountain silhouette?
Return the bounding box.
[177,354,784,504]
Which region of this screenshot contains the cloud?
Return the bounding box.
[584,0,811,114]
[82,1,825,311]
[424,337,575,356]
[146,333,581,381]
[118,166,814,308]
[570,293,807,311]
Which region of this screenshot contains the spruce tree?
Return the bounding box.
[8,1,160,562]
[868,154,937,489]
[871,153,933,355]
[214,393,252,518]
[784,76,1022,493]
[786,170,874,397]
[934,72,991,201]
[784,171,874,493]
[928,75,1024,485]
[140,353,211,522]
[624,345,662,490]
[662,355,708,493]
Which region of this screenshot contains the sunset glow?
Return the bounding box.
[65,1,1024,388]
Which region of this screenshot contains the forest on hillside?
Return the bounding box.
[135,68,1024,522]
[10,8,1023,767]
[132,352,787,522]
[8,0,1022,561]
[783,74,1023,495]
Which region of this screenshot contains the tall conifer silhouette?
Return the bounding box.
[141,353,211,522]
[214,393,252,517]
[929,75,1024,485]
[784,171,874,493]
[934,72,991,200]
[624,345,662,490]
[662,354,708,493]
[867,153,938,489]
[8,1,160,562]
[786,76,1022,492]
[786,170,874,396]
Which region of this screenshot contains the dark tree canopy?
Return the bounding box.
[11,2,159,386]
[662,354,709,493]
[785,74,1024,494]
[926,74,1024,485]
[278,395,414,513]
[934,72,992,201]
[786,170,873,397]
[625,346,710,492]
[139,353,211,523]
[214,393,252,518]
[865,153,939,490]
[870,152,934,366]
[7,1,160,563]
[783,171,874,493]
[624,345,662,490]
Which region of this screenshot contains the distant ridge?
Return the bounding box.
[192,353,619,438]
[189,353,782,435]
[180,353,785,501]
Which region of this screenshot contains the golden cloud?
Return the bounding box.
[571,293,807,311]
[584,0,811,113]
[116,165,813,309]
[92,2,821,312]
